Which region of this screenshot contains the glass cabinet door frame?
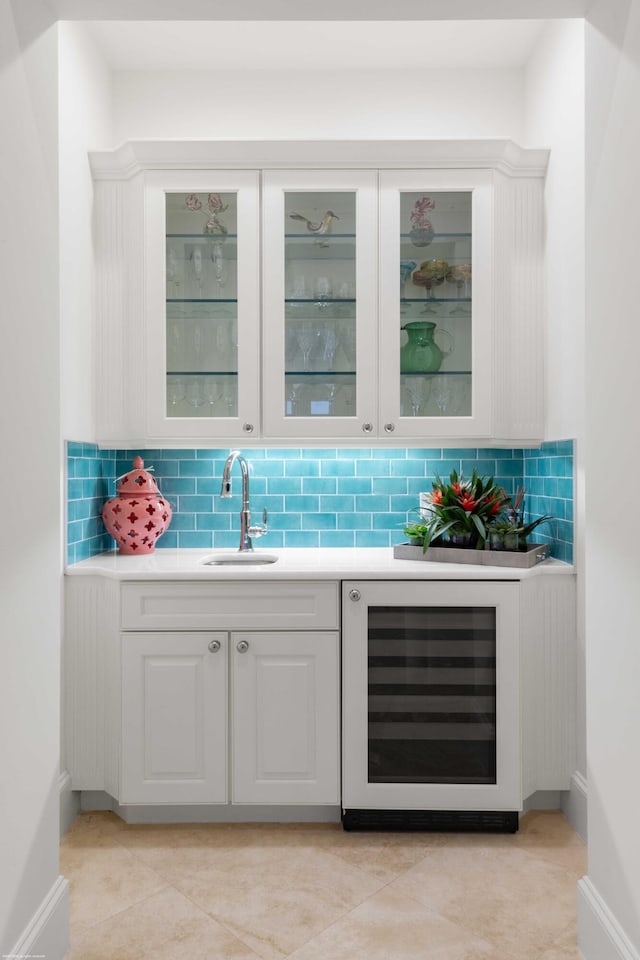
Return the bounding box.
[378,169,493,439]
[262,169,378,439]
[144,169,261,440]
[341,579,521,812]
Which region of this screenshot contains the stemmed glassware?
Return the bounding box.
[296,320,316,371]
[185,377,205,410]
[205,376,223,412]
[432,375,460,416]
[403,375,431,416]
[400,260,417,314]
[448,264,472,316]
[321,323,339,371]
[167,376,185,412]
[211,243,227,289]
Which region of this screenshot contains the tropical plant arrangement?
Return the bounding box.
[487,486,552,551]
[403,470,551,555]
[404,468,510,552]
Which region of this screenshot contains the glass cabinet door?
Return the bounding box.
[262,171,377,439]
[342,580,521,813]
[145,171,260,440]
[379,170,493,438]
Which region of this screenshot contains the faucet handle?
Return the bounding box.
[249,507,268,539]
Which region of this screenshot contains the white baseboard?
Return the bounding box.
[59,769,80,837]
[578,877,639,960]
[9,875,69,960]
[563,770,588,842]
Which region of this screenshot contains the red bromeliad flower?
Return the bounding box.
[459,493,478,512]
[431,489,443,505]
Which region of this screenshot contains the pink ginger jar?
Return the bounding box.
[102,456,172,555]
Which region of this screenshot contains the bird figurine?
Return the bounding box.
[289,210,340,246]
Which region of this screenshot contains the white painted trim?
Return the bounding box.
[79,791,341,823]
[59,770,80,837]
[89,140,550,180]
[578,877,640,960]
[9,876,69,960]
[563,770,588,842]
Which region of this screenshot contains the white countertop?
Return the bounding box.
[65,547,574,581]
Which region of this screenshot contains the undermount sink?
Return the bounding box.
[201,552,279,566]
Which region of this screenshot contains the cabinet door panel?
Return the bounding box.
[121,631,227,804]
[232,631,339,804]
[379,169,493,439]
[145,170,260,441]
[262,170,378,439]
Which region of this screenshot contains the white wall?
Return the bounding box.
[0,1,67,955]
[59,22,113,444]
[524,19,587,837]
[580,0,640,956]
[113,67,525,143]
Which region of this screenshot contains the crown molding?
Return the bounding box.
[89,139,549,180]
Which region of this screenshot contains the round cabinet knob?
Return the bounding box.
[362,422,373,434]
[236,639,250,653]
[208,639,221,653]
[349,588,361,602]
[384,422,395,433]
[242,422,254,433]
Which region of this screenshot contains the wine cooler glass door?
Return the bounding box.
[342,580,521,812]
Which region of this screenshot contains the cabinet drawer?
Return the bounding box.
[121,580,339,631]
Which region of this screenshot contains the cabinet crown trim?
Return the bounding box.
[89,139,549,180]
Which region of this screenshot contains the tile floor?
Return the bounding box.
[61,810,586,960]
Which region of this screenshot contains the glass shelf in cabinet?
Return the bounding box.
[399,232,471,240]
[284,370,356,378]
[167,298,238,304]
[167,370,238,377]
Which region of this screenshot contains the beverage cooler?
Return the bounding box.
[341,580,521,831]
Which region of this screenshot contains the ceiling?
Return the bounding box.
[86,19,548,71]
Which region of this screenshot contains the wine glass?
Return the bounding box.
[296,320,317,371]
[205,376,223,412]
[167,376,185,412]
[185,377,205,409]
[400,260,417,314]
[286,380,306,416]
[449,264,472,316]
[432,375,459,416]
[167,246,182,298]
[321,323,339,371]
[403,375,431,416]
[191,247,204,298]
[211,243,227,289]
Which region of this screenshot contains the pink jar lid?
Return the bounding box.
[116,456,160,497]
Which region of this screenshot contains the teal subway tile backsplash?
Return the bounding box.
[66,442,574,563]
[65,441,115,564]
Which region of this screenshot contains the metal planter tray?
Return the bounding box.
[393,542,549,568]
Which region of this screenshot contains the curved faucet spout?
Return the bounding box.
[220,451,267,552]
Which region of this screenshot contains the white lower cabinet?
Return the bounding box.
[232,631,339,804]
[113,580,340,806]
[121,631,227,805]
[120,626,339,806]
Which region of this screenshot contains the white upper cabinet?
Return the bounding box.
[262,169,378,439]
[90,140,547,446]
[378,169,493,439]
[145,170,261,441]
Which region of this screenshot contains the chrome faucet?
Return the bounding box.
[220,451,268,552]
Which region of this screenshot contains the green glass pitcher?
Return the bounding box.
[400,321,454,373]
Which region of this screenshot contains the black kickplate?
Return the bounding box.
[342,809,518,833]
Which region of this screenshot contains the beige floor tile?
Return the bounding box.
[537,920,581,960]
[389,843,579,960]
[61,830,167,927]
[171,845,386,960]
[64,887,261,960]
[287,886,511,960]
